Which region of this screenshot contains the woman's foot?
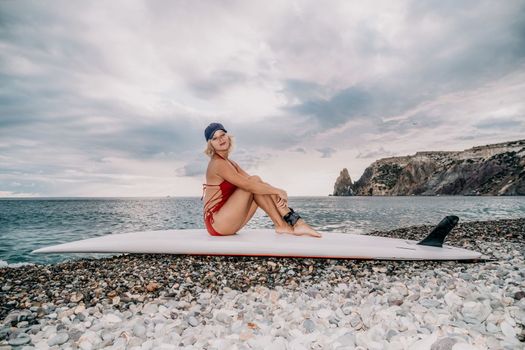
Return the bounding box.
[276,219,322,238]
[292,219,322,238]
[275,224,295,235]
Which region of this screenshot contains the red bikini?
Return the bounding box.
[201,153,239,236]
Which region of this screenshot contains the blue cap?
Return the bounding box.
[204,122,227,142]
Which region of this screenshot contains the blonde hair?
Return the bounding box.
[203,134,236,158]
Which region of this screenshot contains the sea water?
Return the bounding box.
[0,196,523,265]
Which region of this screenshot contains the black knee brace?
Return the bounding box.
[283,208,301,226]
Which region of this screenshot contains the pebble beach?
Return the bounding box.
[1,218,524,350]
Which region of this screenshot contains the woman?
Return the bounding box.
[201,122,322,238]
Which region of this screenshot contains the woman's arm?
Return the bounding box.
[215,160,281,195]
[230,160,250,178]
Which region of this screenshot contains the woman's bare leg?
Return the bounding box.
[211,175,321,237]
[254,192,322,238]
[211,190,256,235]
[239,200,258,228]
[252,193,294,234]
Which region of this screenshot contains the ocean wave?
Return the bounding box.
[0,259,36,268]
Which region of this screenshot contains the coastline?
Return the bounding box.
[1,218,524,349]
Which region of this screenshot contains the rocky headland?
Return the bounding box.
[333,139,525,196]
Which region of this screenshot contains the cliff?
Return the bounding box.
[333,139,525,196]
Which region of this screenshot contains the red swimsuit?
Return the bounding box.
[201,154,239,236]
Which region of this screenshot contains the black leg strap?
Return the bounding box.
[283,208,301,226]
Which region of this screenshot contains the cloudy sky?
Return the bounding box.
[1,0,524,197]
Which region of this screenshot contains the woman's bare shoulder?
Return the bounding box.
[205,158,224,182]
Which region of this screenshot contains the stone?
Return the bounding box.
[74,305,86,314]
[102,314,122,324]
[450,343,479,350]
[215,312,232,324]
[78,340,93,350]
[16,321,28,328]
[0,326,10,339]
[146,282,159,292]
[514,291,525,300]
[68,329,83,342]
[500,321,516,338]
[336,332,355,347]
[132,323,146,338]
[431,337,457,350]
[303,319,315,333]
[47,332,69,346]
[188,316,199,327]
[317,308,332,318]
[70,292,84,303]
[8,334,31,346]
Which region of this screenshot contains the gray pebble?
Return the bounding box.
[68,329,83,342]
[336,332,355,347]
[329,317,339,326]
[430,337,457,350]
[132,323,146,338]
[188,316,199,327]
[3,313,19,326]
[0,326,10,339]
[28,325,41,335]
[303,319,315,333]
[215,312,231,324]
[306,288,320,298]
[420,299,441,308]
[459,273,472,281]
[8,334,31,346]
[47,332,69,346]
[100,330,115,342]
[386,329,398,341]
[16,321,28,328]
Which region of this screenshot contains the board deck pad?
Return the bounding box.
[32,229,483,260]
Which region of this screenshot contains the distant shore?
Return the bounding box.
[1,218,524,348]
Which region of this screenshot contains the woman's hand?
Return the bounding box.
[276,189,288,208]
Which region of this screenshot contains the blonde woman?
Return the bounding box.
[201,122,321,238]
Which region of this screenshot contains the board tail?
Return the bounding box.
[417,215,459,248]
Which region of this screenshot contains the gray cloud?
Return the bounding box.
[1,0,524,196]
[278,1,525,132]
[474,118,523,130]
[175,160,204,177]
[316,147,336,158]
[356,147,396,159]
[292,147,307,153]
[189,70,248,98]
[280,80,329,103]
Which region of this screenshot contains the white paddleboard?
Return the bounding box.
[32,228,482,260]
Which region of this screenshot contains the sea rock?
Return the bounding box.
[341,139,525,196]
[333,168,354,196]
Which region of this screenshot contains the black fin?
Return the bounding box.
[417,215,459,247]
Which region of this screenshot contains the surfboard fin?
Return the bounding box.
[417,215,459,248]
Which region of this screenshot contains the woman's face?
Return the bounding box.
[211,130,229,151]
